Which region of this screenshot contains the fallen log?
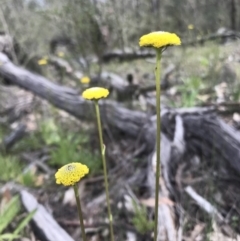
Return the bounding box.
[182,29,240,46]
[0,53,148,139]
[102,49,156,62]
[45,56,175,102]
[148,108,240,240]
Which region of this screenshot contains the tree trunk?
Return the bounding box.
[230,0,237,30]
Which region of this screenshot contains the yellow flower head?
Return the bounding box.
[188,24,194,30]
[57,52,65,57]
[139,31,181,49]
[80,76,91,84]
[82,87,109,100]
[55,162,89,186]
[38,58,48,66]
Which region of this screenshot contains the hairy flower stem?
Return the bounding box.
[73,184,87,241]
[94,101,115,241]
[153,49,162,241]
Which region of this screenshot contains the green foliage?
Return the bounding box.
[12,132,42,152]
[39,118,102,174]
[132,202,154,235]
[231,83,240,101]
[0,233,20,240]
[0,127,7,141]
[231,215,239,229]
[176,76,203,107]
[9,117,102,176]
[0,196,21,234]
[11,209,36,239]
[20,171,37,187]
[0,195,36,241]
[0,155,22,181]
[50,134,102,175]
[40,119,61,145]
[0,151,38,186]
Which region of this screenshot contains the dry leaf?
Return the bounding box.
[140,197,174,207]
[197,94,210,102]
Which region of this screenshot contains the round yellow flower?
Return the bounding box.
[80,76,91,84]
[57,52,65,57]
[38,59,48,66]
[188,24,194,30]
[82,87,109,100]
[55,163,89,186]
[139,31,181,49]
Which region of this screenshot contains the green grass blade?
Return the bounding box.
[13,209,36,235]
[0,233,20,240]
[0,196,21,234]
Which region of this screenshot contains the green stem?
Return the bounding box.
[73,184,87,241]
[94,101,115,241]
[153,49,162,241]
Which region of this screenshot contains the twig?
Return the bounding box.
[185,186,223,220]
[185,186,237,238]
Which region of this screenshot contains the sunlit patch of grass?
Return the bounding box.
[0,155,23,181]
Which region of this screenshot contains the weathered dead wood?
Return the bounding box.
[49,55,174,103]
[48,55,84,81]
[21,190,75,241]
[148,107,240,240]
[139,64,176,94]
[46,56,134,101]
[0,86,36,123]
[148,116,184,241]
[185,186,237,239]
[102,49,156,62]
[0,53,148,140]
[182,29,240,46]
[0,33,14,57]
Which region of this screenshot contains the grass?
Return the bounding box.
[0,155,23,182]
[39,118,102,174]
[174,76,204,107]
[132,202,154,235]
[50,134,102,175]
[0,195,36,241]
[0,114,102,187]
[0,154,38,187]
